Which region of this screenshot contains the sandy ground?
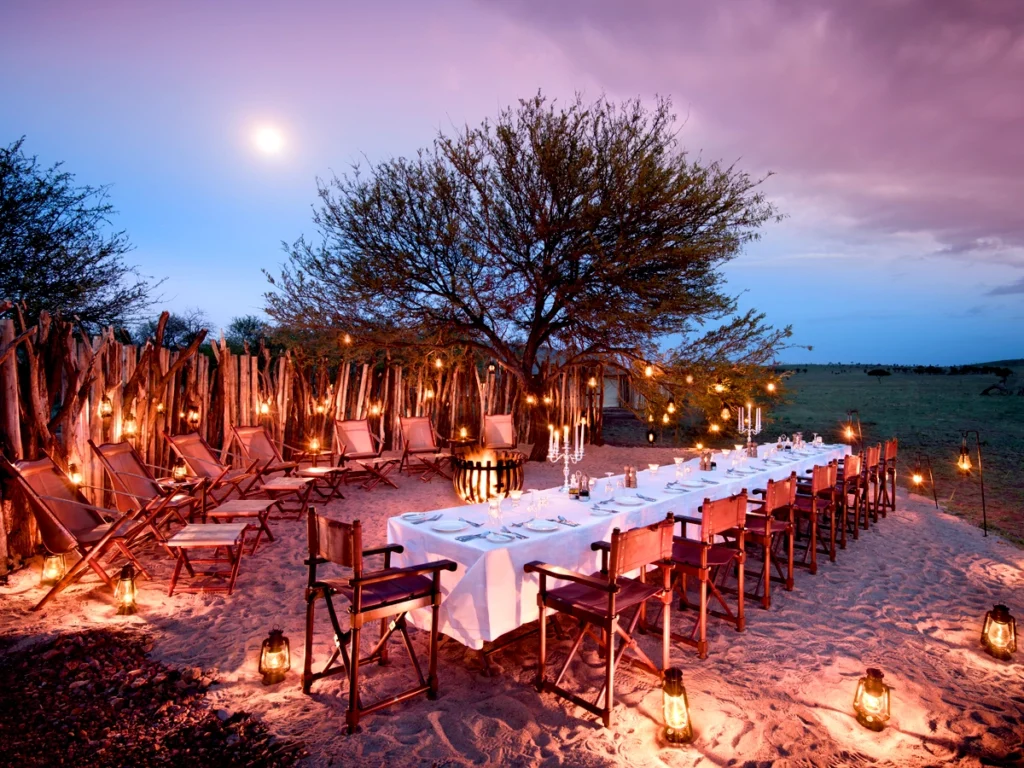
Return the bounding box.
[2,444,1023,767]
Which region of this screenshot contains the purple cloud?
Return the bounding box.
[486,0,1024,266]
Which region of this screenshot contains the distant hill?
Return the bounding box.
[978,359,1024,367]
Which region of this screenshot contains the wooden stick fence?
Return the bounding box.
[0,318,607,569]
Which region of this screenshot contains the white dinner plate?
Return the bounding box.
[613,495,645,507]
[401,512,426,522]
[486,532,514,543]
[432,520,468,533]
[525,519,559,532]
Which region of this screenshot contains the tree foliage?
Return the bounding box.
[266,93,792,455]
[0,137,157,327]
[224,315,269,353]
[133,308,209,350]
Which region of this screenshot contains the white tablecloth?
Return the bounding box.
[387,443,850,649]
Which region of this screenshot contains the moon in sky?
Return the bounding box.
[253,125,285,155]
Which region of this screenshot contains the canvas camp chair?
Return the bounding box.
[836,453,866,542]
[89,439,195,542]
[881,438,898,513]
[164,431,262,503]
[232,425,298,477]
[652,493,746,659]
[398,416,451,482]
[743,473,797,609]
[482,414,516,450]
[302,509,457,733]
[334,419,399,490]
[3,455,158,611]
[524,515,674,728]
[861,444,883,525]
[794,460,838,574]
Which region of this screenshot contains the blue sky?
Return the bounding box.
[2,0,1021,364]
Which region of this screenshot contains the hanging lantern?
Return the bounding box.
[662,413,670,425]
[667,399,676,414]
[259,401,270,415]
[98,395,113,419]
[981,604,1017,660]
[713,381,725,394]
[156,402,165,414]
[424,389,435,400]
[766,382,777,393]
[369,403,381,416]
[342,333,352,345]
[525,394,536,405]
[543,395,553,405]
[843,424,856,441]
[695,442,704,450]
[122,414,137,438]
[685,374,694,385]
[259,628,291,685]
[662,667,693,744]
[40,553,66,587]
[644,365,654,378]
[185,403,201,429]
[67,463,83,486]
[434,358,444,369]
[719,406,731,421]
[315,403,326,415]
[852,668,891,731]
[115,563,138,615]
[709,423,721,434]
[957,437,972,474]
[647,428,657,445]
[588,376,598,389]
[172,456,188,482]
[488,362,496,374]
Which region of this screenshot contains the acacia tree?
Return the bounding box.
[266,94,791,460]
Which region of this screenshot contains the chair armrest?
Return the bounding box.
[354,560,457,586]
[674,514,703,527]
[750,487,767,496]
[363,543,404,558]
[524,561,614,592]
[590,541,610,552]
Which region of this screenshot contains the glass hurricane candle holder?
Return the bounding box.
[508,489,522,509]
[40,553,66,587]
[648,463,660,476]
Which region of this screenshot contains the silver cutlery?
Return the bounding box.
[455,532,489,542]
[551,516,579,527]
[635,493,657,502]
[411,513,443,525]
[501,525,528,540]
[509,519,533,528]
[459,517,483,528]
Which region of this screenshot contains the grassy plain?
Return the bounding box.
[772,365,1024,543]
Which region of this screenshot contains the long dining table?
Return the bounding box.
[387,442,850,651]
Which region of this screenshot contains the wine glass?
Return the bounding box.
[508,489,523,509]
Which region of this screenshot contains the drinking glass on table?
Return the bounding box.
[648,463,660,477]
[526,489,539,515]
[508,489,523,509]
[487,494,504,528]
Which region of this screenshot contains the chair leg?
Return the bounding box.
[808,512,818,575]
[697,569,708,659]
[762,532,772,609]
[786,526,795,590]
[536,599,547,692]
[347,626,361,734]
[735,551,746,631]
[303,596,316,694]
[428,596,441,700]
[379,618,390,666]
[603,619,615,728]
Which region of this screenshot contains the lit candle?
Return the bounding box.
[548,423,554,452]
[756,407,761,433]
[563,425,569,450]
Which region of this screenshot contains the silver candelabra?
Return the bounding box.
[737,404,763,457]
[548,424,585,493]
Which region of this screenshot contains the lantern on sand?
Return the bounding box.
[852,668,891,731]
[172,456,188,482]
[115,563,138,615]
[260,628,290,685]
[40,553,66,586]
[981,604,1017,660]
[662,668,693,744]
